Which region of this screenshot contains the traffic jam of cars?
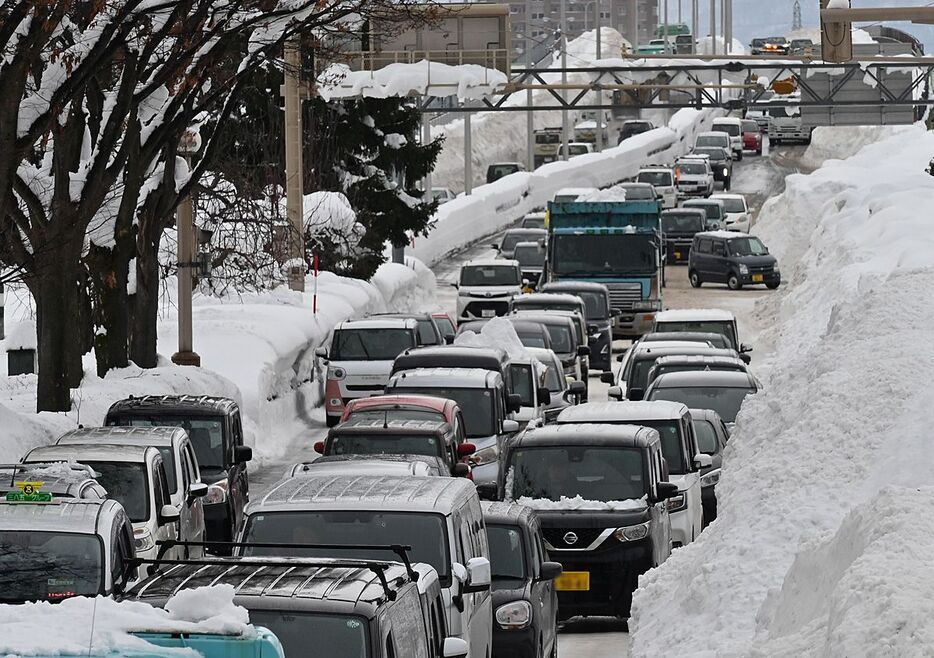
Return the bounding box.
[0,117,773,658]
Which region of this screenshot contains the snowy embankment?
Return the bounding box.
[629,123,934,657]
[412,107,723,266]
[0,259,435,464]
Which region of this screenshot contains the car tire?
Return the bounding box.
[766,281,780,290]
[727,273,742,290]
[737,150,743,161]
[756,147,762,155]
[723,178,731,191]
[689,270,703,288]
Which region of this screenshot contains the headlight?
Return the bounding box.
[632,300,659,311]
[134,528,154,552]
[469,445,499,467]
[495,601,532,629]
[667,493,687,512]
[458,290,471,298]
[613,522,649,542]
[722,167,729,176]
[205,478,229,505]
[700,469,721,487]
[327,366,346,380]
[773,264,781,274]
[738,264,749,275]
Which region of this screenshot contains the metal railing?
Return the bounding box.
[345,49,512,76]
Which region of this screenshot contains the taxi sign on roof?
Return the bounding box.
[6,481,52,503]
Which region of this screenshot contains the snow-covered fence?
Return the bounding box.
[410,107,723,266]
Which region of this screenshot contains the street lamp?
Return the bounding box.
[171,128,202,368]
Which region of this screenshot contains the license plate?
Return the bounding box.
[555,571,590,592]
[674,252,682,259]
[752,274,764,283]
[481,309,496,317]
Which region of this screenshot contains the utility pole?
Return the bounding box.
[464,112,473,194]
[692,0,699,53]
[629,0,640,52]
[171,132,201,368]
[709,0,717,54]
[560,0,569,161]
[595,1,602,59]
[283,38,305,292]
[526,0,535,170]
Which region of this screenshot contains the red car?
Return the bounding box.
[340,394,469,447]
[741,119,762,155]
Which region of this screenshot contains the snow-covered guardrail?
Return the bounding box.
[411,107,724,266]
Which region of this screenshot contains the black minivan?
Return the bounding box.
[501,424,677,619]
[689,231,781,290]
[539,281,614,372]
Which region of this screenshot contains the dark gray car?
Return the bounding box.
[644,370,761,424]
[689,232,781,290]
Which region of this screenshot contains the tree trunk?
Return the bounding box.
[87,243,130,377]
[129,231,161,368]
[32,260,82,412]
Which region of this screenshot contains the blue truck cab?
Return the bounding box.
[544,200,663,339]
[20,628,285,658]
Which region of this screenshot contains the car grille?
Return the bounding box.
[464,300,510,316]
[748,264,774,274]
[543,527,606,550]
[607,283,643,311]
[345,384,386,392]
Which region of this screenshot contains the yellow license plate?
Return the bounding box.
[555,571,590,592]
[752,274,764,282]
[674,252,682,259]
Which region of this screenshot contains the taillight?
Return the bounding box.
[325,379,343,412]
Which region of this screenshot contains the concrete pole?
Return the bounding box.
[464,112,473,194]
[725,0,732,54]
[283,38,305,292]
[678,0,682,23]
[709,0,717,54]
[0,282,4,340]
[664,0,670,53]
[721,0,727,53]
[526,0,535,170]
[692,0,699,53]
[560,0,569,161]
[595,1,602,59]
[629,0,639,51]
[171,154,200,368]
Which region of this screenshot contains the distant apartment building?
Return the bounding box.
[507,0,659,60]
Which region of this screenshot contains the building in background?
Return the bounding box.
[508,0,659,62]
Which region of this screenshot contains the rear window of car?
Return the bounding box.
[741,120,759,133]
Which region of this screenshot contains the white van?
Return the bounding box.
[711,118,744,160]
[239,474,493,658]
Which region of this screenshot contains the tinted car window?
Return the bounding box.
[332,329,416,361]
[662,213,705,233]
[400,388,495,437]
[122,417,226,471]
[248,611,368,658]
[625,419,687,474]
[514,330,548,349]
[329,434,444,458]
[728,237,768,256]
[655,321,738,349]
[542,325,573,353]
[461,266,521,287]
[637,171,674,186]
[348,408,445,424]
[718,198,747,213]
[0,531,103,602]
[676,162,707,175]
[514,244,546,267]
[510,363,535,407]
[487,524,527,585]
[84,461,150,522]
[694,420,720,454]
[648,386,755,423]
[510,446,648,501]
[713,123,740,137]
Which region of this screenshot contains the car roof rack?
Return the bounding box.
[147,540,418,595]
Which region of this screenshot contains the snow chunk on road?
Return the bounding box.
[517,495,648,511]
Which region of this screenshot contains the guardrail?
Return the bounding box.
[344,49,512,77]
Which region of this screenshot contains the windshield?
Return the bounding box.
[741,121,759,133]
[686,203,722,220]
[536,132,561,144]
[242,511,451,581]
[399,388,495,437]
[514,244,545,268]
[618,186,655,200]
[248,611,368,658]
[510,364,535,407]
[435,316,455,339]
[328,433,444,458]
[348,408,444,424]
[431,189,452,201]
[490,165,519,178]
[487,524,527,584]
[541,361,565,392]
[717,198,746,213]
[522,216,546,229]
[540,324,573,354]
[655,320,737,349]
[694,420,720,455]
[637,171,673,187]
[565,145,589,156]
[654,362,742,380]
[694,148,728,162]
[510,447,647,502]
[461,265,521,287]
[696,134,728,147]
[628,419,687,474]
[0,531,103,602]
[331,329,416,362]
[713,123,740,137]
[662,213,705,233]
[514,329,548,349]
[575,291,608,320]
[676,162,707,175]
[728,237,768,256]
[648,386,754,423]
[751,38,765,46]
[83,461,150,522]
[116,416,226,472]
[503,232,541,252]
[552,234,657,277]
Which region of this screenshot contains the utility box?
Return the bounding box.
[8,349,36,376]
[5,320,37,376]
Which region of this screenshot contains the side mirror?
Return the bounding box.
[507,394,523,414]
[442,638,469,658]
[233,445,252,464]
[444,335,455,345]
[463,557,491,593]
[538,561,563,581]
[537,387,552,406]
[740,343,753,353]
[607,386,623,401]
[450,282,459,289]
[490,243,499,250]
[502,419,520,434]
[457,442,477,458]
[522,278,530,287]
[314,346,328,359]
[740,353,751,365]
[314,440,326,454]
[476,482,499,500]
[577,345,591,357]
[564,380,586,403]
[188,482,208,501]
[452,463,471,478]
[656,481,680,501]
[159,504,181,526]
[628,388,645,401]
[600,372,615,385]
[694,453,713,469]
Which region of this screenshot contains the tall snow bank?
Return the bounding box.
[799,125,910,170]
[629,123,934,657]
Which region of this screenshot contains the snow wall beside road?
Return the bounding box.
[412,106,724,267]
[629,123,934,657]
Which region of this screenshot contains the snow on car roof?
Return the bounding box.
[521,422,659,443]
[25,443,155,464]
[0,498,124,534]
[683,198,725,206]
[251,474,476,513]
[388,367,501,388]
[696,230,751,239]
[512,293,584,306]
[655,308,736,322]
[710,194,745,201]
[56,426,187,447]
[336,317,418,331]
[557,400,690,422]
[464,259,520,267]
[651,370,758,388]
[346,394,453,414]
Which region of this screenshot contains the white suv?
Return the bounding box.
[637,166,678,209]
[455,259,523,321]
[316,318,420,427]
[711,118,744,160]
[711,193,751,232]
[674,156,715,198]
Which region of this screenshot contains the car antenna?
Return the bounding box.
[384,409,389,430]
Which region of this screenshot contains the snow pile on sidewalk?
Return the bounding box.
[319,61,508,102]
[0,586,252,655]
[629,123,934,657]
[799,125,909,169]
